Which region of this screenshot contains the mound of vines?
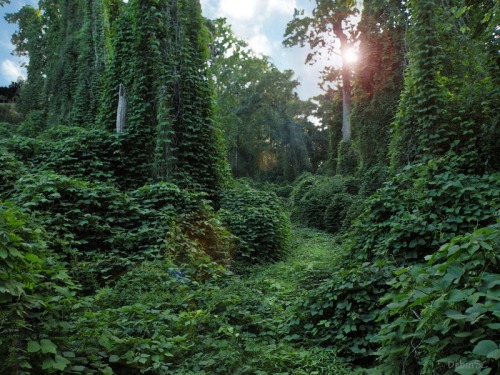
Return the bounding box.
[289,173,360,233]
[350,156,500,264]
[219,184,290,264]
[374,224,500,374]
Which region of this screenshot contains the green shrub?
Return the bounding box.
[37,127,123,185]
[290,173,359,231]
[1,127,155,189]
[165,209,236,280]
[11,172,137,255]
[350,157,500,263]
[220,184,290,264]
[336,141,360,176]
[341,195,367,233]
[0,150,26,198]
[0,104,22,124]
[0,201,78,374]
[324,193,355,234]
[374,225,500,374]
[10,174,214,287]
[0,121,19,138]
[131,182,206,212]
[284,260,395,363]
[17,110,46,136]
[0,135,48,163]
[359,164,391,196]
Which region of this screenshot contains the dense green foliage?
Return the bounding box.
[98,0,229,195]
[0,202,78,373]
[375,224,500,374]
[209,18,320,182]
[289,173,359,233]
[350,157,499,264]
[1,0,499,373]
[220,184,290,264]
[285,260,395,362]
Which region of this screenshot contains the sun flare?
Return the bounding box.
[344,48,359,64]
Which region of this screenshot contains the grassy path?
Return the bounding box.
[217,226,362,374]
[240,227,341,304]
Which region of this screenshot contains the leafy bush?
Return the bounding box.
[290,173,358,232]
[0,135,48,163]
[0,104,22,124]
[336,140,360,176]
[165,210,236,280]
[0,201,78,374]
[350,157,500,263]
[11,171,137,256]
[374,225,500,374]
[1,127,155,190]
[359,164,391,196]
[284,260,395,363]
[9,173,215,288]
[220,184,290,264]
[0,150,26,198]
[36,127,122,185]
[289,174,345,229]
[324,193,355,234]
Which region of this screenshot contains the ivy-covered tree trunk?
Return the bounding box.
[389,0,451,168]
[98,0,228,195]
[6,6,46,126]
[116,84,127,133]
[334,19,352,142]
[350,0,405,171]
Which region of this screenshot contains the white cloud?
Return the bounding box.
[218,0,258,21]
[1,59,25,82]
[267,0,297,15]
[248,33,272,56]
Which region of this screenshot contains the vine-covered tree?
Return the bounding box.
[284,0,358,143]
[7,0,115,128]
[350,0,405,171]
[98,0,228,194]
[390,0,499,172]
[6,5,45,123]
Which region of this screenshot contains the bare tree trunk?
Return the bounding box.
[334,20,352,142]
[116,83,127,133]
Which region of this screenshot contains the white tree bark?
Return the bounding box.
[116,83,127,133]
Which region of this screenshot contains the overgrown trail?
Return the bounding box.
[239,227,341,306]
[209,226,362,374]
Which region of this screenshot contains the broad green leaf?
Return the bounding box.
[27,341,41,353]
[472,340,498,357]
[25,253,42,263]
[40,339,57,354]
[53,355,70,371]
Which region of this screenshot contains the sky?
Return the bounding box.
[0,0,341,99]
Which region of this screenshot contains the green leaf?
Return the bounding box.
[423,336,439,344]
[25,253,42,264]
[472,340,498,357]
[40,339,57,354]
[487,349,500,360]
[42,359,55,370]
[27,341,41,353]
[109,355,120,363]
[53,355,70,371]
[455,360,484,375]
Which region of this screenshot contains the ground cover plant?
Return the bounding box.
[0,0,499,373]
